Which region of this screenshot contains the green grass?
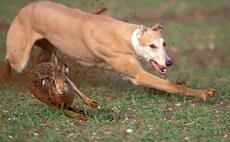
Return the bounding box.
[0,0,230,141]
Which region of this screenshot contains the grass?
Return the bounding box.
[0,0,230,141]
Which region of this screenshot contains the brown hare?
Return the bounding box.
[27,54,99,120]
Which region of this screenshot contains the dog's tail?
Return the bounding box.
[0,59,12,83]
[92,7,107,15]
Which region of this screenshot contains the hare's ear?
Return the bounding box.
[51,53,58,67]
[62,64,69,76]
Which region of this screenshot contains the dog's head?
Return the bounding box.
[132,23,173,75]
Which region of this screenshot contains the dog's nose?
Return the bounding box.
[166,60,173,67]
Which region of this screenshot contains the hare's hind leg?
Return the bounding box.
[64,109,88,121]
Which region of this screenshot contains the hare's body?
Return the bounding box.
[27,55,99,120]
[28,63,74,109]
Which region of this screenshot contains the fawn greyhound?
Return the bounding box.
[2,1,215,100]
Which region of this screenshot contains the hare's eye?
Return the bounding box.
[42,79,46,86]
[42,79,49,87]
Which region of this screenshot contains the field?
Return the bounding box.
[0,0,230,141]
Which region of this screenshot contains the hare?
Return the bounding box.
[27,54,99,120]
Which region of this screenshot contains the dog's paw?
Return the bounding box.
[200,88,216,100]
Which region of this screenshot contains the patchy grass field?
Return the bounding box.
[0,0,230,141]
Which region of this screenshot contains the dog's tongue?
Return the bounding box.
[150,60,166,75]
[150,60,161,73]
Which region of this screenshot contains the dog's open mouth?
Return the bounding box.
[149,59,167,75]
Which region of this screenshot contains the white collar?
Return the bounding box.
[131,28,141,57]
[131,28,151,61]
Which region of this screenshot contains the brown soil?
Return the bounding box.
[127,7,230,23]
[0,50,124,92]
[0,20,9,32]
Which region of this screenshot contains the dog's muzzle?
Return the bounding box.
[149,59,167,75]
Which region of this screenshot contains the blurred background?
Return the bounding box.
[0,0,229,141]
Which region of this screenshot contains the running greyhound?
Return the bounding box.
[2,1,215,100]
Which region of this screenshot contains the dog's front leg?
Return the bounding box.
[130,70,215,100]
[106,56,215,100]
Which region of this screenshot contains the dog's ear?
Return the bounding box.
[137,25,148,38]
[152,23,164,32]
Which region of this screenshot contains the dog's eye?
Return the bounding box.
[163,42,166,47]
[149,44,157,49]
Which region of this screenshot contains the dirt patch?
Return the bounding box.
[127,7,230,23]
[0,20,9,32]
[162,7,230,22]
[0,50,124,93]
[180,48,229,69]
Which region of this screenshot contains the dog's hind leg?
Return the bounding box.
[4,17,41,75]
[32,39,57,65]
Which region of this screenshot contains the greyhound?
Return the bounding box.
[2,1,215,100]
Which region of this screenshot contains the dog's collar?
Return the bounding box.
[131,28,141,57]
[131,28,149,60]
